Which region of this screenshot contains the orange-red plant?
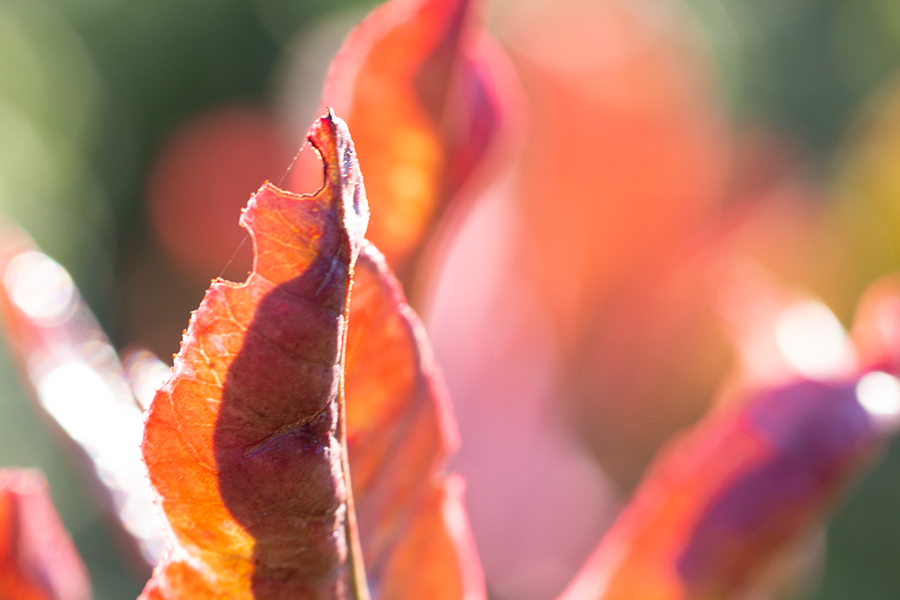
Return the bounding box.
[2,0,900,598]
[288,0,514,296]
[140,112,483,599]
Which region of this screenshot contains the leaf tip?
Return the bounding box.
[310,109,370,262]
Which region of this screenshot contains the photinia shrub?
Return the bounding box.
[1,0,900,598]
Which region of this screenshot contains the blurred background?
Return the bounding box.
[3,0,900,598]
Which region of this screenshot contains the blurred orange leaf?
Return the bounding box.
[567,160,834,489]
[0,469,91,600]
[346,243,483,600]
[558,376,888,600]
[568,241,733,489]
[290,0,513,286]
[498,0,728,352]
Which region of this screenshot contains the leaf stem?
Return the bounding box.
[340,306,371,600]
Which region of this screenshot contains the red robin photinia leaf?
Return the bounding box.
[0,469,91,600]
[497,0,727,354]
[567,168,833,490]
[140,109,484,600]
[140,111,370,599]
[289,0,514,287]
[345,243,484,600]
[557,374,892,600]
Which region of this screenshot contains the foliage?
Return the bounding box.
[3,0,900,599]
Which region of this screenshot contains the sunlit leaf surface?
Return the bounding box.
[140,111,370,599]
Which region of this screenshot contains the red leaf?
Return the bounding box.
[557,375,887,600]
[0,469,91,600]
[568,171,836,489]
[498,0,727,353]
[345,243,484,600]
[143,108,484,598]
[140,111,370,599]
[289,0,514,286]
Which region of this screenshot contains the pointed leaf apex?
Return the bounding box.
[308,110,370,262]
